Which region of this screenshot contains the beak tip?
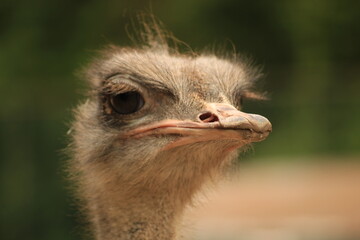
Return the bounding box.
[250,114,272,133]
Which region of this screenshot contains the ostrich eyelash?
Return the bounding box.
[241,91,269,101]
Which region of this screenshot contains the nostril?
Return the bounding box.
[198,112,219,123]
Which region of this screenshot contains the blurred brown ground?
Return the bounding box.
[184,157,360,240]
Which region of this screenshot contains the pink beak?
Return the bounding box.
[198,103,272,133]
[124,103,272,151]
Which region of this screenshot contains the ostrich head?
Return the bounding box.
[70,24,271,240]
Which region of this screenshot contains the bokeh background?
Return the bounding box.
[1,0,359,240]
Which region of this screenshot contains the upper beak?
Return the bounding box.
[124,103,272,150]
[200,103,272,133]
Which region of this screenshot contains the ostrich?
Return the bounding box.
[69,23,271,240]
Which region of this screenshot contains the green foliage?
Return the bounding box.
[1,0,359,239]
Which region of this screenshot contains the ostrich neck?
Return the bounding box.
[82,145,233,240]
[86,156,202,240]
[90,189,182,240]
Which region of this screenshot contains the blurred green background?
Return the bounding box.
[1,0,359,240]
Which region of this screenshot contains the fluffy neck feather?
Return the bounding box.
[88,187,181,240]
[75,144,237,240]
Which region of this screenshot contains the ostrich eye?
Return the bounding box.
[109,91,145,114]
[239,97,244,106]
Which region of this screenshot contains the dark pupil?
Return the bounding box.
[110,91,144,114]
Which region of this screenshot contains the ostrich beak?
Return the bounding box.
[124,103,271,151]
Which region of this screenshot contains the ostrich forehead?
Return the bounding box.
[89,48,257,101]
